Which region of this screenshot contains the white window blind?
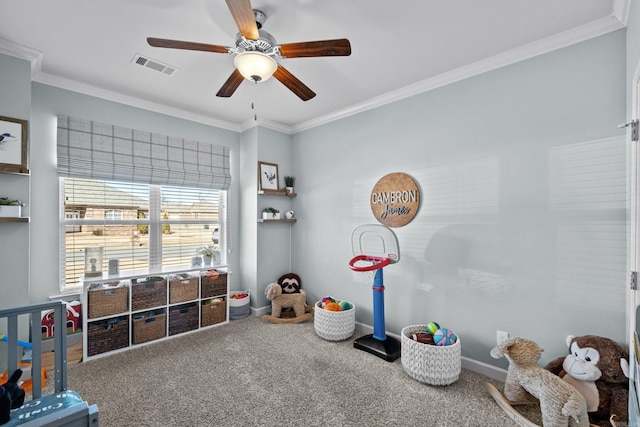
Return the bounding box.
[56,115,231,190]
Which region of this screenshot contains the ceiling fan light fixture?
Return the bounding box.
[234,51,277,82]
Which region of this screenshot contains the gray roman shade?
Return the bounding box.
[57,115,231,190]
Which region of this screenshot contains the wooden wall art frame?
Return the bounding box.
[0,115,29,174]
[370,172,420,227]
[258,161,279,191]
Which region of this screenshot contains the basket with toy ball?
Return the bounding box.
[401,324,461,385]
[228,290,250,320]
[314,297,355,341]
[201,269,227,298]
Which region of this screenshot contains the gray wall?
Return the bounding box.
[237,126,295,308]
[0,19,631,372]
[291,29,627,367]
[0,54,30,310]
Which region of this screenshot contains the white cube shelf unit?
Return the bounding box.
[81,265,229,360]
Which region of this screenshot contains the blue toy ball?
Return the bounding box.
[338,300,353,310]
[433,328,458,346]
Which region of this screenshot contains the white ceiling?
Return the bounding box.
[0,0,627,133]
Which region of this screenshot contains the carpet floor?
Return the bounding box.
[65,315,543,426]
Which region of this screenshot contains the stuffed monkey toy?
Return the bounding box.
[545,335,629,427]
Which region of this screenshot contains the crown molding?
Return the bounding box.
[0,4,629,136]
[32,72,242,132]
[0,39,43,79]
[292,13,626,133]
[238,117,293,134]
[612,0,630,26]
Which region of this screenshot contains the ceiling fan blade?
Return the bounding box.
[273,66,316,101]
[225,0,259,40]
[216,69,245,98]
[279,39,351,58]
[147,38,229,54]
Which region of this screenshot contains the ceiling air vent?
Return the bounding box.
[131,54,177,76]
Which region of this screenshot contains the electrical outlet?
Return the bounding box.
[497,330,509,345]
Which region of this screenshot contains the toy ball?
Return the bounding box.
[411,332,434,345]
[324,302,342,312]
[321,296,336,308]
[426,321,440,335]
[433,328,458,346]
[338,301,352,311]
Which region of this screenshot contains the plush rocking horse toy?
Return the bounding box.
[487,337,592,427]
[262,273,313,324]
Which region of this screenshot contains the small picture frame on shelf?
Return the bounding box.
[258,161,279,191]
[0,115,28,174]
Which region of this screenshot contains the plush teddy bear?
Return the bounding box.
[490,337,590,427]
[544,335,629,427]
[262,273,313,324]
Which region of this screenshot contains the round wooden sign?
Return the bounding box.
[370,173,420,227]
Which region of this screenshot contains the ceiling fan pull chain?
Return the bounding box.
[252,80,258,121]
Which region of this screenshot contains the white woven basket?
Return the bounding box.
[314,301,356,341]
[401,325,461,385]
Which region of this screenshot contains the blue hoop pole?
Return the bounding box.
[372,268,386,340]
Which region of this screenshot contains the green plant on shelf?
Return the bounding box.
[196,244,218,259]
[0,197,24,206]
[284,176,295,187]
[263,207,279,214]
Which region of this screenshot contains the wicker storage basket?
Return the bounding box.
[201,298,226,326]
[228,290,250,320]
[314,301,355,341]
[87,283,128,319]
[168,273,199,304]
[169,302,199,336]
[401,325,461,385]
[132,311,166,344]
[87,315,130,356]
[201,270,227,298]
[131,276,167,311]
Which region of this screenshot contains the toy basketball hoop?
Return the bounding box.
[349,225,401,362]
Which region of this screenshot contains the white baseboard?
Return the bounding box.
[251,305,270,317]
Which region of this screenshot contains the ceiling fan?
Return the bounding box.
[147,0,351,101]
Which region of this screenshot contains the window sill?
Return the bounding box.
[80,264,229,285]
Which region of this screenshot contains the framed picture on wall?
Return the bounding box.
[0,116,29,174]
[258,161,279,191]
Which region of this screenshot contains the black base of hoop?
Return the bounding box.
[353,334,401,362]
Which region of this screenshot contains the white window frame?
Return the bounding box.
[59,179,227,292]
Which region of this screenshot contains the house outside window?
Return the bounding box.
[60,178,226,290]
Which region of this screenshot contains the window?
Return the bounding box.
[104,209,123,220]
[56,115,231,292]
[60,178,226,290]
